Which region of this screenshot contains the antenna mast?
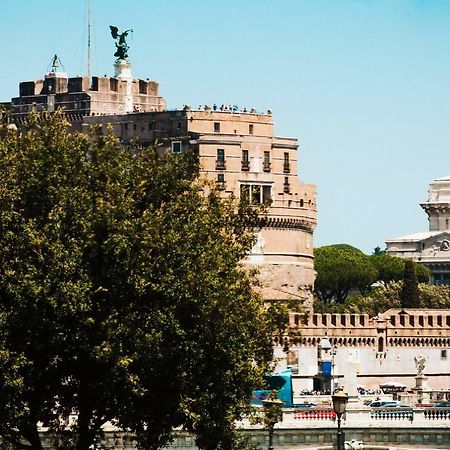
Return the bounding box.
[87,0,92,79]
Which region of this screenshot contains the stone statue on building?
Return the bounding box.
[110,25,132,62]
[414,355,426,376]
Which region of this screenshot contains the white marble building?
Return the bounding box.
[386,175,450,285]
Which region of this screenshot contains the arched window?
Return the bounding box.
[378,337,384,353]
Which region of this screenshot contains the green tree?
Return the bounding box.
[400,260,420,308]
[314,245,378,303]
[0,113,274,450]
[369,253,429,285]
[315,281,450,316]
[418,283,450,308]
[415,263,431,283]
[369,254,405,284]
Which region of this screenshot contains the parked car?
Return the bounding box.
[370,401,411,408]
[294,402,316,408]
[369,401,393,407]
[434,401,450,407]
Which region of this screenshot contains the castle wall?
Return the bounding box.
[82,109,317,310]
[276,309,450,392]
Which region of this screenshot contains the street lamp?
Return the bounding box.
[332,390,348,450]
[262,393,283,450]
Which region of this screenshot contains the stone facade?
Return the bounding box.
[5,63,166,131]
[83,108,317,309]
[386,175,450,284]
[2,64,317,311]
[275,308,450,393]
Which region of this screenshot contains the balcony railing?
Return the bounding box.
[216,181,225,191]
[283,163,290,174]
[241,160,250,171]
[283,183,290,194]
[263,161,271,172]
[215,160,226,170]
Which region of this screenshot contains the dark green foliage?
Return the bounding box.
[0,113,274,450]
[315,241,431,305]
[314,282,450,316]
[369,254,405,284]
[400,259,420,308]
[415,263,431,283]
[369,254,430,285]
[329,243,364,253]
[314,246,378,303]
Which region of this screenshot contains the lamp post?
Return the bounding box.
[262,393,283,450]
[332,390,348,450]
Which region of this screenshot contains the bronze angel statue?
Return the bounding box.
[110,25,133,62]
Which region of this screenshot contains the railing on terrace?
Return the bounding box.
[370,407,414,421]
[293,408,336,421]
[277,406,450,428]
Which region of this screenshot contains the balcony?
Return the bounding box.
[215,160,226,170]
[283,163,291,174]
[241,160,250,171]
[283,183,290,194]
[216,181,225,191]
[263,161,271,172]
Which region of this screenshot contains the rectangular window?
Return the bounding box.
[264,151,271,172]
[214,122,221,133]
[172,141,182,154]
[249,124,254,135]
[216,149,225,169]
[242,150,249,170]
[216,173,225,191]
[240,184,272,205]
[262,186,271,204]
[251,185,261,205]
[283,152,290,173]
[177,121,182,131]
[442,350,447,359]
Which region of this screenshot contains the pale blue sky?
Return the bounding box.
[1,0,450,253]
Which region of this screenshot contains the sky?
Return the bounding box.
[1,0,450,253]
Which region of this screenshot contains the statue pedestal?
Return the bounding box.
[114,61,132,80]
[113,61,133,113]
[412,375,428,404]
[414,375,428,391]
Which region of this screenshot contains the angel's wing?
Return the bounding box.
[110,25,119,39]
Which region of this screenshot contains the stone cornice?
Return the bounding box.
[259,216,315,232]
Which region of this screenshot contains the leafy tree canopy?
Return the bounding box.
[314,245,377,303]
[328,243,364,253]
[314,282,450,316]
[370,253,430,285]
[314,242,431,305]
[400,259,420,308]
[0,113,274,450]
